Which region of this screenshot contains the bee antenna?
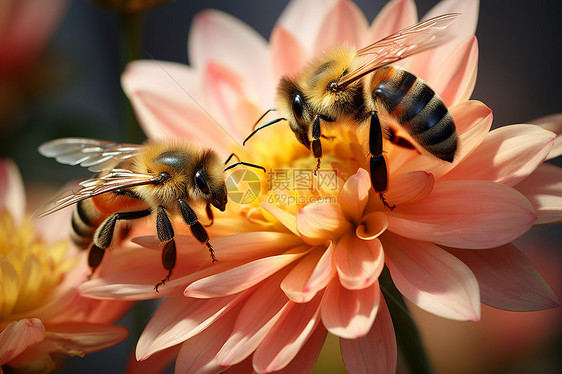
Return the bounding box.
[223,153,241,165]
[252,108,276,131]
[224,161,266,173]
[243,117,286,146]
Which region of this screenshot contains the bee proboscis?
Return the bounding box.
[36,138,264,291]
[244,13,460,209]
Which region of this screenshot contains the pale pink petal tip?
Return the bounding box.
[0,159,26,224]
[0,319,45,365]
[530,113,562,159]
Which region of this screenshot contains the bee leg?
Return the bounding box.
[368,111,395,211]
[155,206,176,292]
[90,208,152,276]
[204,203,214,227]
[178,199,218,263]
[311,115,323,174]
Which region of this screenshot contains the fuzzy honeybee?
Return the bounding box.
[36,138,264,291]
[244,14,460,209]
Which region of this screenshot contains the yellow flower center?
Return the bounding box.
[0,210,73,321]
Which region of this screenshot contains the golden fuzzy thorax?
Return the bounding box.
[130,140,225,211]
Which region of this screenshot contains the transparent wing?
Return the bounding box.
[34,169,159,218]
[38,138,142,172]
[336,13,459,88]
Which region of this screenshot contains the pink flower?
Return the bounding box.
[0,160,131,373]
[82,0,560,372]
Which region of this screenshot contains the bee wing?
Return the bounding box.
[336,13,459,88]
[38,138,142,172]
[33,169,159,218]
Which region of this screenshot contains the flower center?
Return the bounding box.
[0,210,73,320]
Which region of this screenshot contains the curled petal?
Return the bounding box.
[321,279,380,339]
[281,245,335,303]
[529,113,562,159]
[136,292,242,360]
[365,0,417,45]
[334,234,384,290]
[356,211,388,240]
[296,203,352,245]
[184,249,306,298]
[388,180,536,249]
[261,202,298,236]
[442,124,556,186]
[430,35,478,107]
[340,297,397,374]
[217,271,290,366]
[515,163,562,224]
[386,171,434,205]
[0,159,25,224]
[313,0,369,52]
[446,244,559,311]
[382,233,481,321]
[0,319,45,365]
[253,293,323,373]
[338,168,371,223]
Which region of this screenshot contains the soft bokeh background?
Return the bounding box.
[1,0,560,373]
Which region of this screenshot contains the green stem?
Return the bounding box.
[118,10,144,143]
[380,267,433,374]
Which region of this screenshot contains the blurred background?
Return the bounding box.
[1,0,560,373]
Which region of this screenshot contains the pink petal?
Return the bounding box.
[446,244,559,311]
[340,297,397,374]
[385,171,434,205]
[38,323,128,355]
[122,61,233,156]
[270,25,308,82]
[296,202,352,245]
[529,113,562,159]
[430,36,478,107]
[398,100,493,178]
[382,233,481,321]
[270,325,327,374]
[406,0,479,80]
[281,244,336,303]
[184,249,306,298]
[217,271,290,366]
[334,234,384,290]
[277,0,338,53]
[127,345,180,374]
[0,319,45,365]
[136,291,243,360]
[388,180,536,249]
[201,62,255,138]
[253,293,323,373]
[0,159,25,224]
[442,124,556,186]
[515,163,562,224]
[260,202,298,236]
[356,211,388,240]
[313,0,369,53]
[321,279,380,339]
[189,9,271,103]
[175,306,238,374]
[338,168,371,223]
[365,0,417,45]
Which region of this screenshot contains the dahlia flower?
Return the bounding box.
[81,0,559,372]
[0,160,130,373]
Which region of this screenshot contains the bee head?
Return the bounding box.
[276,77,312,136]
[194,150,227,211]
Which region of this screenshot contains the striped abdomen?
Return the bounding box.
[70,199,104,249]
[369,65,457,162]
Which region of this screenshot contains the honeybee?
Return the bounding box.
[36,138,264,291]
[244,14,460,209]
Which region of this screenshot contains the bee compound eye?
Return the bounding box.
[195,169,210,195]
[292,93,305,120]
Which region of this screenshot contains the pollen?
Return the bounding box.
[0,210,74,320]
